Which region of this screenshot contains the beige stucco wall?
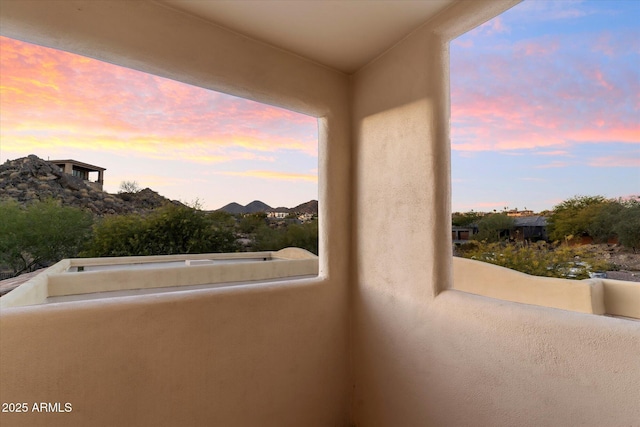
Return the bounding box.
[47,258,318,298]
[2,1,639,426]
[602,279,640,319]
[453,257,606,314]
[350,1,640,426]
[0,249,319,308]
[0,1,349,426]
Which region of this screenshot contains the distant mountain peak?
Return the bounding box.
[217,199,318,215]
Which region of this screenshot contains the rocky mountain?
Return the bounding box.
[0,155,183,216]
[290,200,318,214]
[218,200,272,214]
[217,202,247,215]
[217,199,318,215]
[245,200,272,213]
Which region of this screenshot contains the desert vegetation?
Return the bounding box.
[455,195,640,280]
[0,198,318,278]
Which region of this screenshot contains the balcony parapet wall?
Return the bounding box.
[0,248,318,308]
[453,257,639,319]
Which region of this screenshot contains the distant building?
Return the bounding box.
[267,211,288,219]
[49,159,105,191]
[452,225,478,243]
[452,216,548,244]
[505,209,535,217]
[298,213,315,222]
[511,216,548,242]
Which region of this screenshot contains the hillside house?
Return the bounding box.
[267,211,288,219]
[1,1,638,426]
[452,225,477,243]
[50,159,105,191]
[512,215,548,242]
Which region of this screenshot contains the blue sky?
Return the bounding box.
[450,0,639,212]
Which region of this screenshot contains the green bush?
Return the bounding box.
[252,220,318,255]
[0,199,93,276]
[458,240,614,280]
[472,214,514,243]
[82,204,237,257]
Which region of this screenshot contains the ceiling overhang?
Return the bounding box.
[157,0,456,73]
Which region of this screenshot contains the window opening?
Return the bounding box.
[0,35,320,304]
[449,0,639,318]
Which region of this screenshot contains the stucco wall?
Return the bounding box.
[453,257,605,314]
[350,1,640,426]
[2,1,639,426]
[0,1,349,426]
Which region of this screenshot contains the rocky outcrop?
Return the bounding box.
[0,155,182,216]
[290,200,318,215]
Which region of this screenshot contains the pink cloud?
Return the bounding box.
[593,32,615,56]
[514,1,588,21]
[535,150,571,156]
[592,69,614,91]
[471,201,510,209]
[587,155,640,168]
[452,39,473,49]
[213,170,317,182]
[0,36,318,161]
[474,16,510,36]
[565,127,639,144]
[514,40,560,57]
[450,29,639,154]
[535,161,570,169]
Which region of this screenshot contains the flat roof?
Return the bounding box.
[49,159,106,172]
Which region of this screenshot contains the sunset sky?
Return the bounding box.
[0,35,318,210]
[1,0,638,212]
[451,0,639,212]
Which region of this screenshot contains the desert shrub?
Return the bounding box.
[0,199,93,276]
[82,203,237,257]
[252,220,318,255]
[457,240,614,279]
[472,214,514,243]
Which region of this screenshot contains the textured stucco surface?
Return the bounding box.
[0,1,349,426]
[350,1,640,426]
[453,257,606,314]
[1,1,639,426]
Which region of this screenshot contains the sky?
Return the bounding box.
[0,36,318,210]
[1,0,638,213]
[451,0,639,213]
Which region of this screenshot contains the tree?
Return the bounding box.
[587,201,624,243]
[547,195,608,242]
[251,219,319,255]
[452,211,482,227]
[118,180,141,193]
[282,220,318,255]
[82,204,237,257]
[238,212,267,234]
[614,204,640,252]
[0,199,93,276]
[207,210,237,231]
[472,214,515,243]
